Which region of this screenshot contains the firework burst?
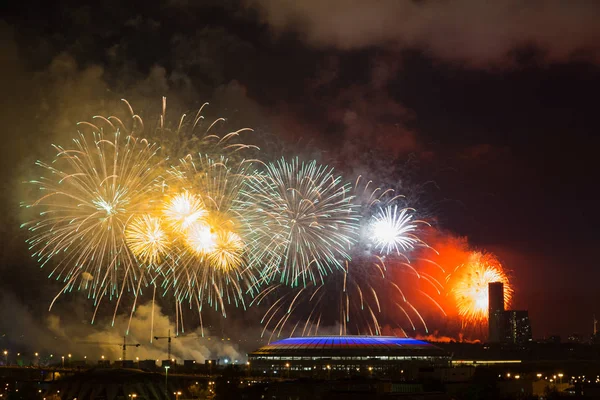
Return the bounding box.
[22,126,165,315]
[239,157,359,287]
[163,192,207,233]
[125,214,170,265]
[21,97,262,328]
[253,176,444,340]
[184,222,217,255]
[448,252,512,325]
[160,155,258,318]
[371,205,419,255]
[209,230,245,271]
[22,96,457,339]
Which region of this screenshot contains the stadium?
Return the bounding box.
[248,336,451,378]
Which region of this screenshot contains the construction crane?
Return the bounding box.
[154,329,174,361]
[79,336,141,361]
[154,331,207,362]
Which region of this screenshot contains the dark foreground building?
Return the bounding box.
[43,368,203,400]
[248,336,450,379]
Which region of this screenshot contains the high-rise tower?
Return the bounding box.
[488,282,505,342]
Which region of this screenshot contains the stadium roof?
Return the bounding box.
[249,336,448,358]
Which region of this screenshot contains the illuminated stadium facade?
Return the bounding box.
[248,336,450,378]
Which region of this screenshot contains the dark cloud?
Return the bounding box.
[267,54,420,170]
[248,0,600,67]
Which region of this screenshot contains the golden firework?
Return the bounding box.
[209,230,245,271]
[125,214,170,264]
[163,192,207,233]
[185,221,217,255]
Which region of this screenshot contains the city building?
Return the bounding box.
[488,282,505,342]
[248,336,450,379]
[138,359,157,370]
[503,310,532,345]
[488,282,533,344]
[547,335,561,344]
[567,333,582,343]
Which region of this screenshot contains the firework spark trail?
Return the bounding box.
[22,98,264,328]
[21,96,454,339]
[253,176,444,338]
[448,252,513,325]
[144,97,259,162]
[22,126,166,316]
[239,157,360,287]
[163,155,259,318]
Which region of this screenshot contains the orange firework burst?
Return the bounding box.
[449,252,512,324]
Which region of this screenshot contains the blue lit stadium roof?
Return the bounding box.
[270,336,430,348]
[250,336,448,357]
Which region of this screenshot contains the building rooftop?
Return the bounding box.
[250,336,448,357]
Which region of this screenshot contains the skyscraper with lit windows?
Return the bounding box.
[504,310,532,344]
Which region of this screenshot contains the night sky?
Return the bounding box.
[2,0,600,345]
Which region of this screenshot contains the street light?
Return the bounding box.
[174,391,182,400]
[285,362,290,378]
[208,360,212,376]
[61,356,65,368]
[558,373,564,384]
[2,351,7,366]
[164,365,171,398]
